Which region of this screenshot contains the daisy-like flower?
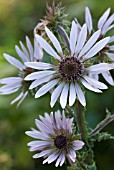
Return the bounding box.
[25,22,114,108]
[25,110,84,167]
[0,37,43,107]
[85,7,114,85]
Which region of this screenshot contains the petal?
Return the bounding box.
[0,77,22,84]
[70,21,78,55]
[83,75,107,89]
[15,45,29,62]
[68,149,76,162]
[98,8,111,29]
[86,63,114,74]
[69,82,76,106]
[26,36,34,61]
[4,53,25,70]
[72,140,84,150]
[29,75,54,89]
[82,37,110,61]
[43,152,59,164]
[105,52,114,60]
[28,140,51,147]
[11,92,23,105]
[16,91,28,107]
[19,40,30,59]
[34,38,43,60]
[35,79,59,98]
[102,71,114,86]
[85,7,93,34]
[50,82,65,107]
[45,27,63,55]
[25,131,49,140]
[25,62,54,70]
[60,83,69,109]
[33,149,54,158]
[78,30,101,58]
[81,79,102,93]
[25,70,56,81]
[75,83,86,106]
[35,34,61,61]
[102,13,114,34]
[75,24,87,55]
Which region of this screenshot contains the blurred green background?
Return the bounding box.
[0,0,114,170]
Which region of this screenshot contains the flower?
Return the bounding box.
[25,22,114,108]
[0,37,43,107]
[25,110,84,167]
[85,7,114,85]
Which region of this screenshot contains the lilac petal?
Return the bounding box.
[15,45,29,62]
[50,82,65,108]
[70,21,78,55]
[102,14,114,33]
[33,149,54,158]
[85,7,93,34]
[11,92,23,105]
[98,8,111,29]
[60,152,65,166]
[25,131,49,140]
[29,75,54,89]
[55,152,65,167]
[69,82,76,106]
[60,83,69,109]
[75,24,87,55]
[86,63,114,74]
[78,30,101,58]
[81,79,102,93]
[34,38,43,60]
[25,70,56,81]
[45,27,63,55]
[35,79,59,98]
[17,91,28,107]
[27,141,51,147]
[82,37,110,61]
[83,75,107,89]
[0,83,21,92]
[109,36,114,43]
[105,52,114,60]
[43,152,59,164]
[102,71,114,86]
[19,41,30,59]
[55,111,62,129]
[25,62,54,70]
[102,24,114,35]
[26,36,34,61]
[68,149,76,162]
[109,45,114,51]
[75,83,86,107]
[72,140,84,150]
[4,53,25,71]
[35,34,61,61]
[0,77,22,84]
[29,145,48,151]
[0,88,19,95]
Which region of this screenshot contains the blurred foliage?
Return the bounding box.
[0,0,114,170]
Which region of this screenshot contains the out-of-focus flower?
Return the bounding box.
[85,7,114,85]
[25,22,113,108]
[0,37,43,107]
[25,110,84,167]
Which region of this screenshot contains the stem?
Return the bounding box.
[90,114,114,136]
[76,101,87,140]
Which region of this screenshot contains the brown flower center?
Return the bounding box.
[54,134,67,149]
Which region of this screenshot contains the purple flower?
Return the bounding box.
[25,110,84,167]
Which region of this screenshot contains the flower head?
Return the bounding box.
[0,37,43,106]
[25,22,113,108]
[25,110,84,167]
[85,7,114,85]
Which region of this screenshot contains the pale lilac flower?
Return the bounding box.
[25,22,114,108]
[25,110,84,167]
[85,7,114,85]
[0,37,43,107]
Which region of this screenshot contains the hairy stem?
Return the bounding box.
[90,114,114,136]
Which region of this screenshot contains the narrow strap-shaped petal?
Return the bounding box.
[72,140,84,150]
[98,8,111,29]
[105,52,114,60]
[15,45,29,62]
[75,24,87,55]
[70,21,78,55]
[35,34,61,61]
[17,91,28,107]
[45,27,63,55]
[102,71,114,86]
[78,30,101,58]
[75,83,86,106]
[50,82,65,108]
[19,41,30,59]
[102,13,114,33]
[35,79,59,98]
[85,7,93,34]
[69,82,76,106]
[60,83,69,109]
[34,38,43,60]
[26,36,34,61]
[4,53,25,70]
[0,77,22,84]
[11,92,23,105]
[102,24,114,35]
[33,149,54,159]
[82,37,110,61]
[43,152,59,164]
[25,62,54,70]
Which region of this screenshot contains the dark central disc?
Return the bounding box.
[54,134,67,149]
[59,57,83,81]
